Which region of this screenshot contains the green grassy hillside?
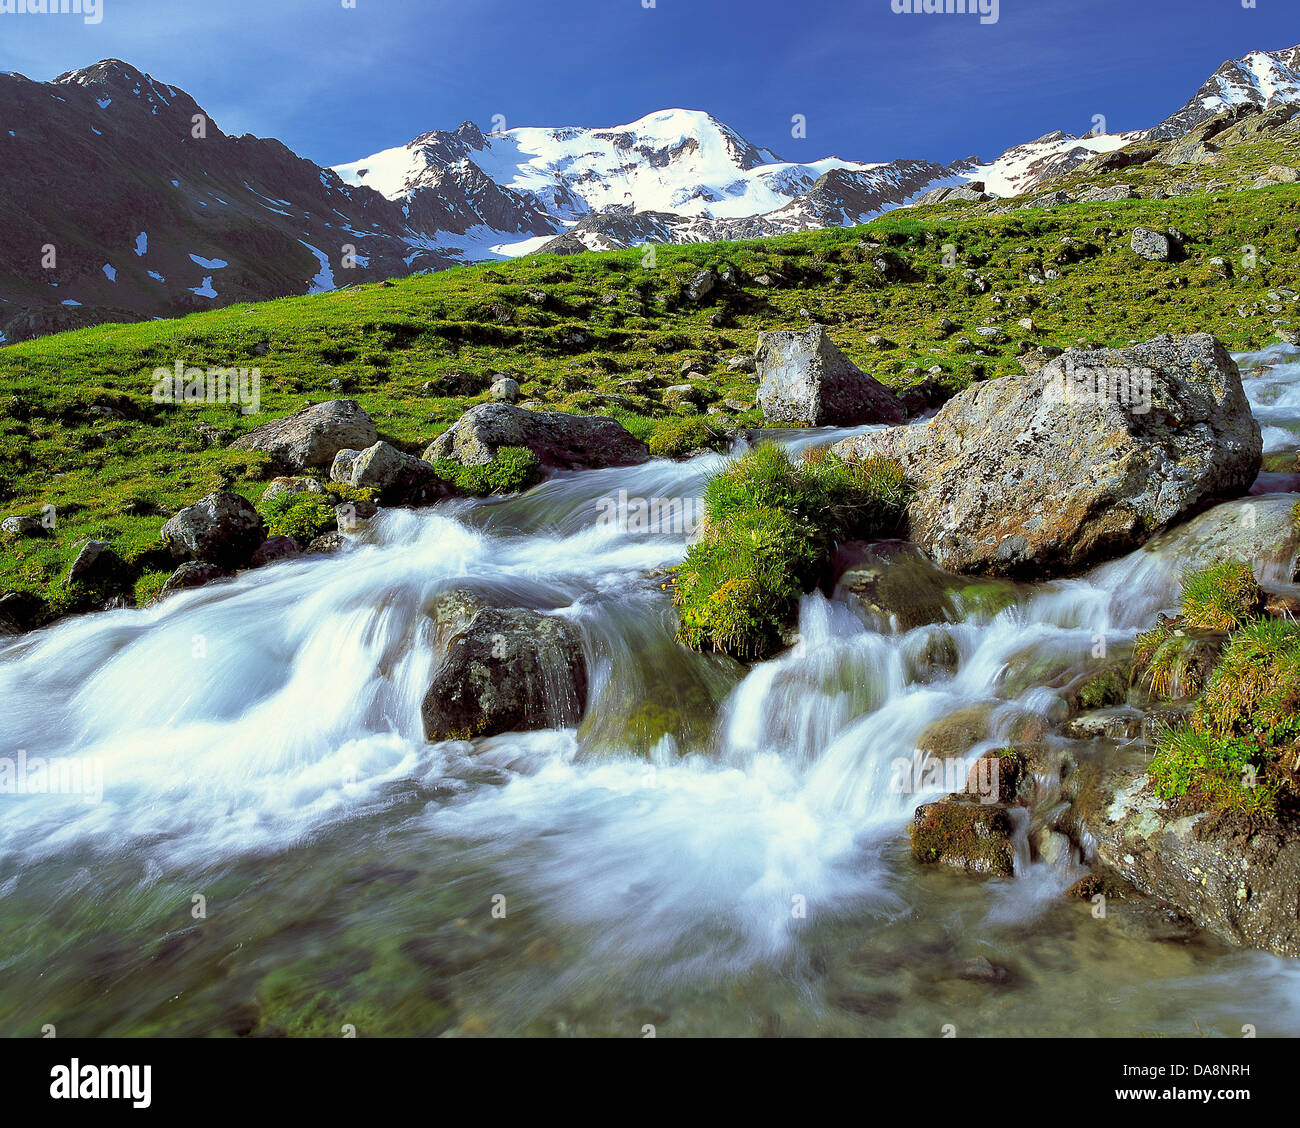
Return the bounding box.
[2,160,1299,622]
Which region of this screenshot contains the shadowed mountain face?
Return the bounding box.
[0,60,506,343]
[4,44,1300,343]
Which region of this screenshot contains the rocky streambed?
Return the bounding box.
[2,341,1300,1036]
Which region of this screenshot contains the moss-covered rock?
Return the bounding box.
[910,797,1017,876]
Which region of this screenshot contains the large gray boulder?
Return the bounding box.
[230,399,377,472]
[756,325,907,426]
[330,441,455,506]
[833,334,1261,578]
[161,492,266,568]
[424,403,649,471]
[422,604,588,741]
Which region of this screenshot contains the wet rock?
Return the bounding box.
[1064,707,1144,741]
[0,591,41,634]
[1036,829,1075,868]
[833,334,1262,578]
[900,626,960,684]
[424,403,649,472]
[335,499,378,532]
[305,532,348,555]
[755,324,906,427]
[249,535,302,568]
[1107,898,1202,944]
[422,607,588,742]
[161,492,266,568]
[1077,750,1300,956]
[230,399,378,472]
[159,560,229,597]
[916,704,993,760]
[910,797,1017,876]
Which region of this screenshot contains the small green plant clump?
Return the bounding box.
[1178,560,1263,631]
[430,446,542,496]
[1148,727,1281,817]
[258,491,337,541]
[673,443,909,659]
[1150,618,1300,817]
[647,417,730,459]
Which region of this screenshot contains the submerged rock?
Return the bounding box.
[230,399,378,472]
[834,540,1019,631]
[834,334,1262,578]
[425,403,649,472]
[755,324,907,427]
[422,607,588,742]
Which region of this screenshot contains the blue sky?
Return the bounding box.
[1,0,1297,167]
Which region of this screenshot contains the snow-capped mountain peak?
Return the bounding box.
[335,107,941,241]
[1150,45,1300,139]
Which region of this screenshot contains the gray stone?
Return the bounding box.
[1,515,45,536]
[424,403,649,472]
[65,539,116,587]
[229,399,377,472]
[490,377,520,403]
[1131,227,1175,262]
[755,324,906,427]
[833,334,1261,578]
[260,476,326,504]
[161,493,265,568]
[333,441,453,506]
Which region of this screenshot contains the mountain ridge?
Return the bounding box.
[1,43,1298,342]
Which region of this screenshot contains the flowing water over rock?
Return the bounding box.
[4,357,1300,1037]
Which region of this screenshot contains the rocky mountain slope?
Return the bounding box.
[0,61,529,344]
[1149,45,1300,140]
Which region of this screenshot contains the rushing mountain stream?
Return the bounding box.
[5,348,1300,1038]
